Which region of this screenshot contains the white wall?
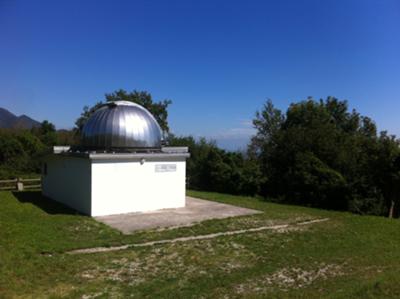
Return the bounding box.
[42,155,92,215]
[91,156,186,216]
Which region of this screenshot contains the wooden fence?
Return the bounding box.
[0,178,41,191]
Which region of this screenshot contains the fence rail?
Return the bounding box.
[0,178,41,191]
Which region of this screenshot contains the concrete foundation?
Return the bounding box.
[95,196,262,233]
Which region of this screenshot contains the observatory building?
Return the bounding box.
[42,101,189,216]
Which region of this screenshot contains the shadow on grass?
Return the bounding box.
[12,191,81,215]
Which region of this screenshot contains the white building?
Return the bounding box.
[42,101,189,216]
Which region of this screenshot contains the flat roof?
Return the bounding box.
[88,152,190,160]
[52,146,189,160]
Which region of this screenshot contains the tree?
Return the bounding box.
[0,134,28,170]
[374,132,400,218]
[248,100,284,196]
[0,129,48,178]
[248,99,284,158]
[56,129,79,146]
[31,120,58,146]
[167,135,262,195]
[75,89,172,135]
[289,151,347,209]
[249,96,397,216]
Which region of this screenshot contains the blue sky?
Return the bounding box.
[1,0,399,150]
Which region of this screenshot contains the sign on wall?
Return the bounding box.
[155,164,177,172]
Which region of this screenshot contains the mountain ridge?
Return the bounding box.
[0,107,41,129]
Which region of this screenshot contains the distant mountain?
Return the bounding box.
[0,107,41,129]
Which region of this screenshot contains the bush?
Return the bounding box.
[0,128,50,179]
[288,152,347,209]
[167,135,262,196]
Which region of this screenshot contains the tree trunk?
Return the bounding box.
[389,200,395,218]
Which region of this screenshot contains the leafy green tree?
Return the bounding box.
[168,135,262,195]
[373,132,400,217]
[14,131,47,173]
[75,89,172,135]
[289,151,347,209]
[0,134,28,171]
[31,120,58,146]
[15,131,46,156]
[250,96,398,216]
[248,99,284,195]
[167,135,216,190]
[249,99,284,157]
[0,128,50,178]
[56,129,78,146]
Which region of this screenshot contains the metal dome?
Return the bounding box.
[81,101,162,150]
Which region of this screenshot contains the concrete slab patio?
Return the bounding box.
[95,196,262,233]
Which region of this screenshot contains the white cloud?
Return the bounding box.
[239,119,253,127]
[211,119,255,140]
[206,119,256,150]
[213,127,255,140]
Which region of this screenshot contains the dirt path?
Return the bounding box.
[67,218,329,255]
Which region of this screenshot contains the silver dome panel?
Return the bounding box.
[81,101,162,149]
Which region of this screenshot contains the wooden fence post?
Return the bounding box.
[16,178,24,191]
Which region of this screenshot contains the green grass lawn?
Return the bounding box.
[1,190,400,298]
